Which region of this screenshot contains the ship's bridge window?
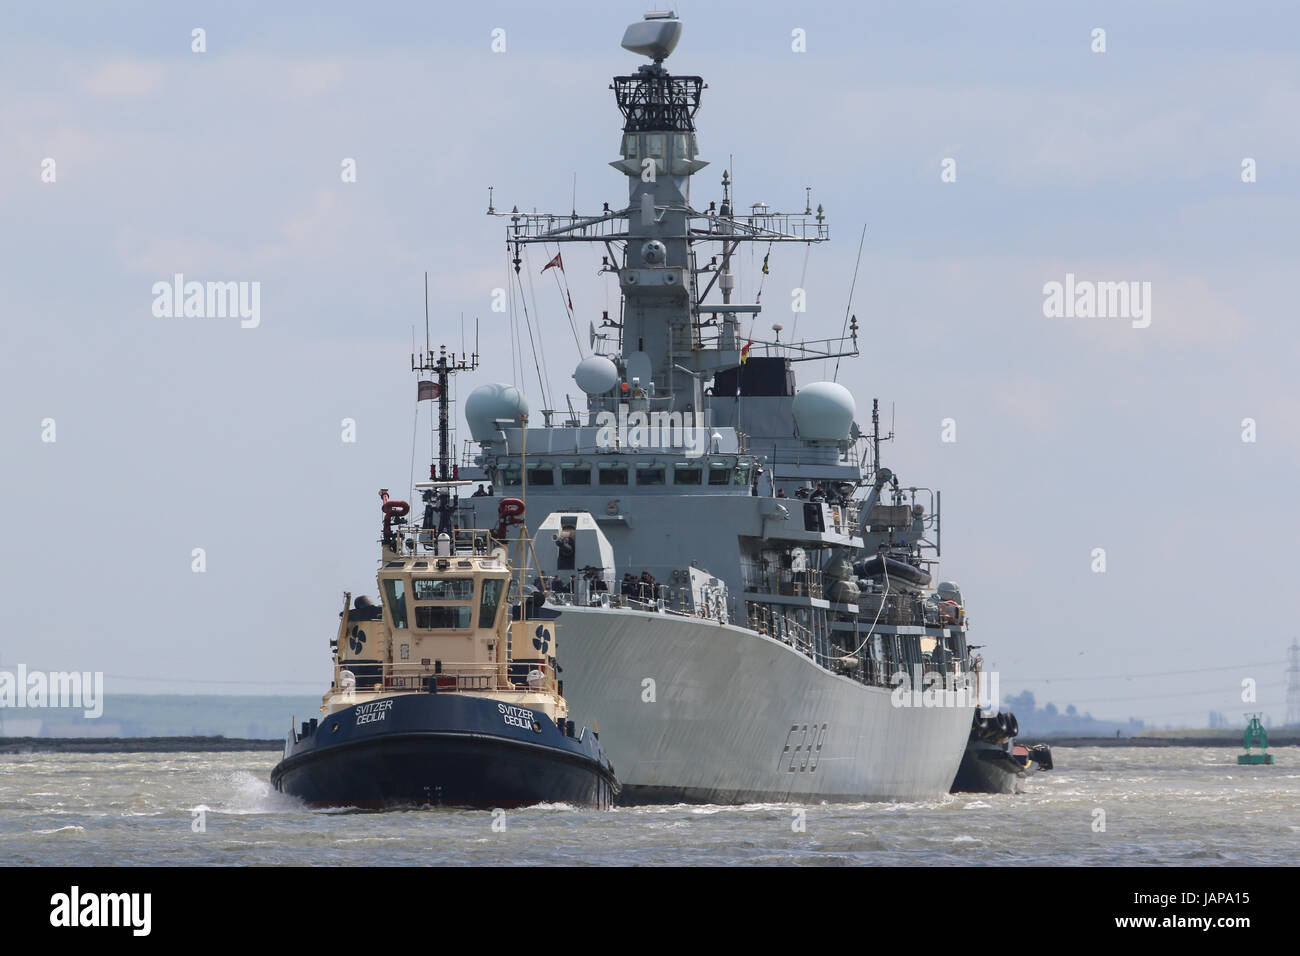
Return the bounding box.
[413,578,474,601]
[673,463,702,485]
[623,134,638,158]
[708,462,731,485]
[636,466,665,485]
[734,464,752,486]
[560,465,591,486]
[646,134,664,157]
[599,463,628,485]
[415,606,473,629]
[479,578,504,627]
[527,467,554,485]
[500,467,521,486]
[383,579,407,629]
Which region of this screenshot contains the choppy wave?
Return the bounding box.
[0,748,1296,865]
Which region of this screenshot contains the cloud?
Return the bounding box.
[83,59,165,98]
[113,189,359,274]
[1034,262,1250,354]
[988,376,1066,434]
[284,60,346,97]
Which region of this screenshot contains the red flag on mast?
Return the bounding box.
[541,252,564,273]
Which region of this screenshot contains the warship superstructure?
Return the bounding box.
[437,12,988,803]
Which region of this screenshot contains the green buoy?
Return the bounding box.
[1237,713,1275,765]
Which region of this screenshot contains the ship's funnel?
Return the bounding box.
[622,11,682,61]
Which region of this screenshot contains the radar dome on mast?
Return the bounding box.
[465,383,530,441]
[793,381,856,443]
[621,11,682,62]
[574,355,619,395]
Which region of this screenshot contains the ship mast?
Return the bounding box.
[413,336,478,534]
[491,10,847,422]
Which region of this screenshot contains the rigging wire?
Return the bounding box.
[837,559,890,660]
[512,252,551,409]
[509,251,526,388]
[1004,660,1288,683]
[521,246,554,408]
[409,328,420,505]
[548,244,585,356]
[754,240,773,304]
[833,223,867,381]
[1044,680,1286,707]
[790,241,812,342]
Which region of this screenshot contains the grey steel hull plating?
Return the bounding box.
[553,604,973,803]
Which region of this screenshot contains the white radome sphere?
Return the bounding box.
[793,381,856,442]
[465,383,530,441]
[573,355,619,395]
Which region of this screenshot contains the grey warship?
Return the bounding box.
[445,11,985,803]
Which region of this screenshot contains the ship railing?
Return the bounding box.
[409,527,504,558]
[502,209,830,244]
[853,592,929,627]
[541,578,730,623]
[745,601,816,656]
[740,563,824,599]
[338,661,557,696]
[688,211,830,243]
[822,648,971,691]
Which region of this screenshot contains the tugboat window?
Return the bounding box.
[413,578,474,601]
[384,579,408,629]
[561,467,591,485]
[415,606,473,629]
[479,579,504,627]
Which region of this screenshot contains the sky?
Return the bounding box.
[3,1,1298,727]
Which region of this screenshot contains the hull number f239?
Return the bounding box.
[779,723,828,773]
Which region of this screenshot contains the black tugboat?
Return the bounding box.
[950,709,1053,794]
[271,343,618,809]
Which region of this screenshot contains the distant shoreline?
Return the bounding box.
[0,736,282,754]
[1,734,1294,754]
[1035,734,1298,748]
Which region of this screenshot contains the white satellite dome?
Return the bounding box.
[465,383,530,441]
[793,381,856,442]
[573,355,619,395]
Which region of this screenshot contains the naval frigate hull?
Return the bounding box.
[553,604,973,803]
